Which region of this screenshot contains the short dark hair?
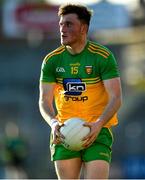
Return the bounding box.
[58,4,93,26]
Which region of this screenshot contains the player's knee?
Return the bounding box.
[54,161,80,179]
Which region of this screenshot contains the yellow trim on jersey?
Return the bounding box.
[83,80,101,84]
[108,128,114,141]
[40,81,56,84]
[56,78,63,84]
[88,43,110,59]
[82,77,100,81]
[89,45,110,56]
[88,47,108,59]
[89,43,110,55]
[44,46,65,63]
[82,77,101,84]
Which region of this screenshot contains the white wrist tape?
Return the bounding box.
[50,118,58,128]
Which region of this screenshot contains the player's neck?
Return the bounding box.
[66,39,87,55]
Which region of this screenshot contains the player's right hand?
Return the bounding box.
[50,119,64,144]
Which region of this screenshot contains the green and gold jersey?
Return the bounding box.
[40,41,120,127]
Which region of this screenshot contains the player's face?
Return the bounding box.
[59,14,85,46]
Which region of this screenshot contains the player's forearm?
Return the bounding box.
[39,100,56,127]
[96,96,122,127]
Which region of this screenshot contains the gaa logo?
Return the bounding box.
[56,67,65,72]
[63,78,86,95]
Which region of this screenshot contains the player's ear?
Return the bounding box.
[80,23,88,34]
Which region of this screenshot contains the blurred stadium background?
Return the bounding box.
[0,0,145,178]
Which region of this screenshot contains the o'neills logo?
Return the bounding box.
[85,66,93,74]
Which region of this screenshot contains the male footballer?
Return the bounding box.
[39,4,122,179]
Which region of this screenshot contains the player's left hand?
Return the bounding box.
[82,121,102,148]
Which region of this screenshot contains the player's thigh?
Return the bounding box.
[84,160,109,179]
[54,158,82,179]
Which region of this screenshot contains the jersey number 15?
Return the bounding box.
[71,67,78,74]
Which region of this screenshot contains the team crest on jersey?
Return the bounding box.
[85,66,93,74]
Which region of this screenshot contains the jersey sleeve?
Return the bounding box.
[99,52,120,80]
[40,57,56,83]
